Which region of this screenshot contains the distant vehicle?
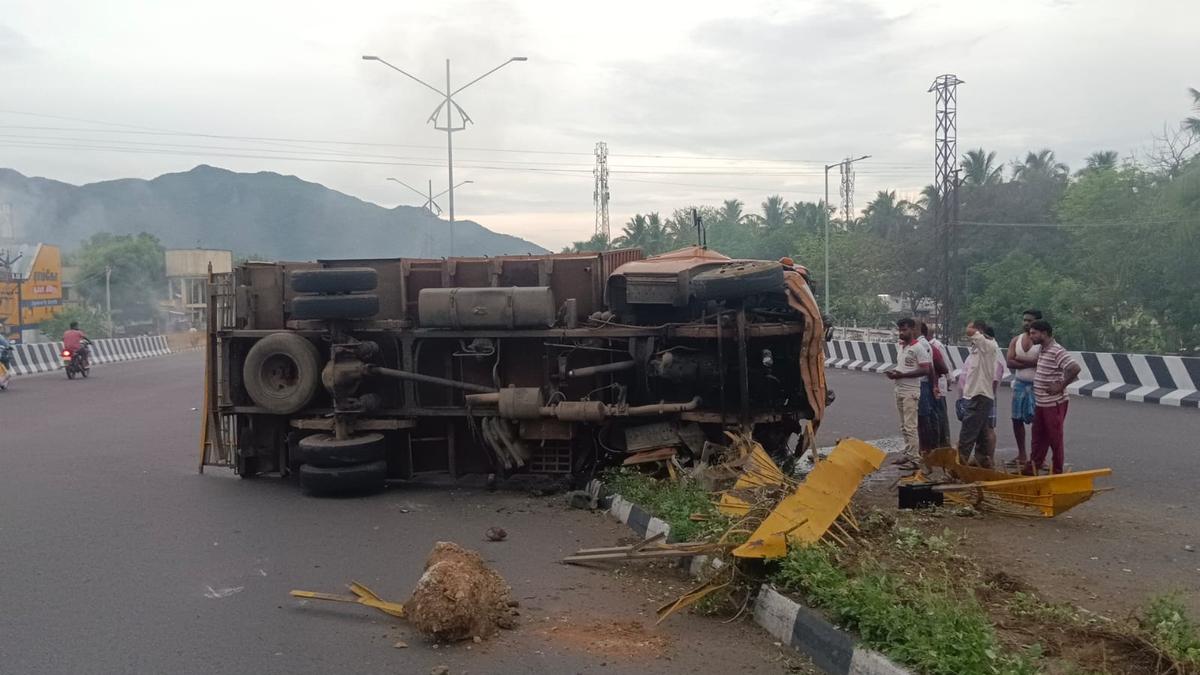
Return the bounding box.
[201,246,830,495]
[62,342,90,379]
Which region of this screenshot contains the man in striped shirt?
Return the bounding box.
[1025,319,1082,475]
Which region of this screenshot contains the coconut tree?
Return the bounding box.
[962,148,1004,186]
[861,190,916,240]
[1185,87,1200,135]
[1081,150,1119,174]
[1012,149,1069,182]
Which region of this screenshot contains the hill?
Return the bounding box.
[0,165,547,258]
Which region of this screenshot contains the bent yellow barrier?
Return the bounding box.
[730,438,885,559]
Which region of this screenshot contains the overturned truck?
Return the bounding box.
[200,246,830,495]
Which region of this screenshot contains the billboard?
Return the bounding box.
[0,243,63,339]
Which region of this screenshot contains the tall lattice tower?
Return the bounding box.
[593,142,610,241]
[839,158,856,227]
[929,74,964,337]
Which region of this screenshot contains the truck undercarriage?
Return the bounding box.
[201,246,828,495]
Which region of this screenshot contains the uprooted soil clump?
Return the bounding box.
[405,541,517,642]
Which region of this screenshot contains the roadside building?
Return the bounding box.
[0,242,64,343]
[164,249,233,329]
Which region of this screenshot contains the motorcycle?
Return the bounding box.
[0,342,12,390]
[62,344,91,380]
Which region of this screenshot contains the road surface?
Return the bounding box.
[0,353,808,675]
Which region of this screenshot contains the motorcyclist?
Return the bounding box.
[63,321,92,368]
[0,324,13,388]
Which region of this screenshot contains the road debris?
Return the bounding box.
[290,581,406,618]
[485,526,508,542]
[406,541,517,642]
[204,585,244,599]
[562,532,715,565]
[565,489,596,510]
[918,447,1113,517]
[393,640,408,649]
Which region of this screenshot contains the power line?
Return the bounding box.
[0,111,928,166]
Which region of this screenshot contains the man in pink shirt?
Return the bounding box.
[62,321,91,366]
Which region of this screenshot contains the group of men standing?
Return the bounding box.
[886,310,1082,475]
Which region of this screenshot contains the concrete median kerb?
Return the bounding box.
[585,479,914,675]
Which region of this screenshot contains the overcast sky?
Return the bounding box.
[1,0,1196,250]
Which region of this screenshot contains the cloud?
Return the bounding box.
[0,24,37,64]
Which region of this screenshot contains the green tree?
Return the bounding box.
[962,149,1003,187]
[40,305,110,338]
[1185,87,1200,135]
[562,232,611,253]
[861,190,915,241]
[1012,149,1069,182]
[75,232,166,327]
[1081,150,1119,174]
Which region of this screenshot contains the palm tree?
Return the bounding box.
[717,199,747,227]
[1185,87,1200,135]
[759,195,790,232]
[862,190,915,240]
[788,201,824,233]
[614,214,650,250]
[1012,149,1069,182]
[961,148,1003,186]
[1082,150,1119,174]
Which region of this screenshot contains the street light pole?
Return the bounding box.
[822,154,871,311]
[363,54,527,256]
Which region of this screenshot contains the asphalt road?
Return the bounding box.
[0,354,806,675]
[820,368,1200,615]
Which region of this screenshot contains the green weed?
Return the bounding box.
[1140,594,1200,667]
[602,468,727,541]
[772,544,1037,675]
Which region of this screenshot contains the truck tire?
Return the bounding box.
[299,460,387,496]
[243,332,323,414]
[290,294,379,320]
[690,261,785,301]
[290,268,378,294]
[296,432,386,468]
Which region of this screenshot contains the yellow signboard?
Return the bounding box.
[0,243,63,339]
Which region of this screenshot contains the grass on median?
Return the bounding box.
[772,539,1038,675]
[601,468,729,541]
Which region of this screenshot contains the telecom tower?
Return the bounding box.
[929,74,964,336]
[839,158,856,226]
[593,142,610,241]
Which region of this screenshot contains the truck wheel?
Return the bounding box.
[290,268,378,294]
[290,294,379,320]
[297,432,386,468]
[690,261,785,301]
[299,460,387,496]
[243,332,322,414]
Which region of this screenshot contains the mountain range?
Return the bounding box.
[0,165,547,258]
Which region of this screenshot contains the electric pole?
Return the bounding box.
[839,158,857,225]
[363,54,527,256]
[822,155,870,311]
[0,248,24,342]
[929,74,964,339]
[105,264,113,338]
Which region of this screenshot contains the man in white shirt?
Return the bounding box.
[957,319,1000,467]
[885,318,931,460]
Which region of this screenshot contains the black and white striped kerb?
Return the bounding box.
[587,479,914,675]
[824,340,1200,408]
[8,335,171,376]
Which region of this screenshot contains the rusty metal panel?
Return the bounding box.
[601,248,645,280]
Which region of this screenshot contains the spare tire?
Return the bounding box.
[299,460,387,496]
[690,261,785,301]
[291,294,379,320]
[291,267,378,294]
[243,332,322,414]
[297,432,386,468]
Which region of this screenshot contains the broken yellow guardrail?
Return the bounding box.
[922,447,1112,517]
[723,438,885,559]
